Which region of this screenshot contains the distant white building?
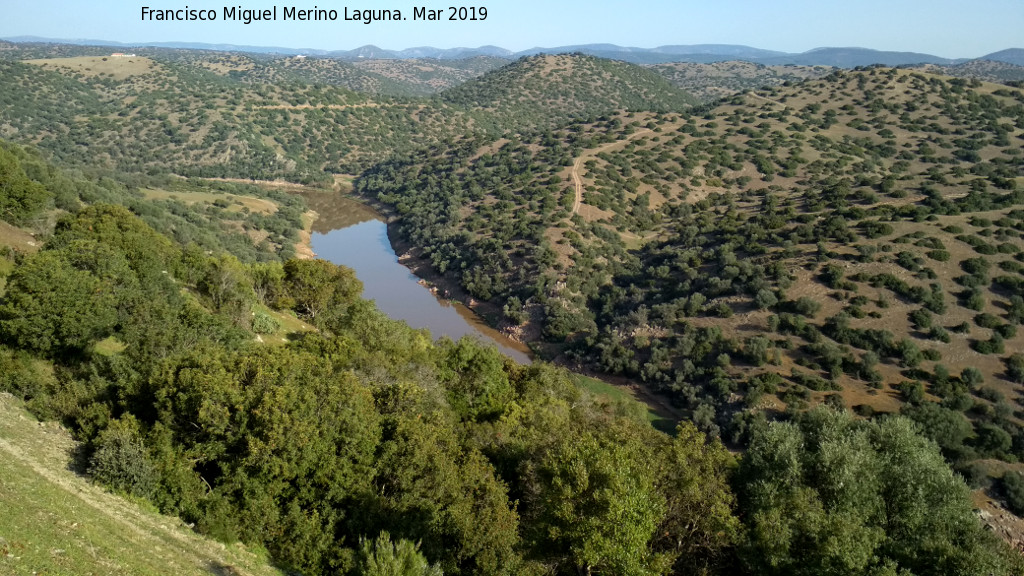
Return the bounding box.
[110,53,137,58]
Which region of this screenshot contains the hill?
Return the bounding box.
[0,50,696,180]
[983,49,1024,67]
[4,37,996,67]
[154,50,509,97]
[352,56,511,95]
[915,60,1024,85]
[0,55,472,179]
[2,132,1020,576]
[648,61,832,101]
[439,53,698,133]
[359,68,1024,479]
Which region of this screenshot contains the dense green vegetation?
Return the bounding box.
[1,138,1018,575]
[4,41,1024,574]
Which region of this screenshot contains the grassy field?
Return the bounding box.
[141,188,278,215]
[574,374,676,433]
[253,303,318,345]
[0,221,40,253]
[0,393,283,576]
[25,56,158,80]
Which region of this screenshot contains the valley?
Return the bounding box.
[2,35,1024,576]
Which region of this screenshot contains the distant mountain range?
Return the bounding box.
[3,36,1022,68]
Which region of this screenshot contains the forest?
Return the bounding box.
[2,41,1024,575]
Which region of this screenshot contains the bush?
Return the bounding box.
[790,296,821,317]
[1003,472,1024,516]
[355,532,443,576]
[252,310,281,334]
[754,288,778,310]
[1007,354,1024,384]
[88,422,157,498]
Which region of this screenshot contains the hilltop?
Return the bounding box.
[439,53,698,132]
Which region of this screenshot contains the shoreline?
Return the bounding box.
[294,209,318,259]
[272,179,681,423]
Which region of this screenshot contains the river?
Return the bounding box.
[300,191,533,364]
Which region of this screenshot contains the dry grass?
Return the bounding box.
[25,56,158,80]
[0,221,40,253]
[141,188,277,215]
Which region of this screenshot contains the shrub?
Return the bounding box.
[252,311,281,334]
[88,422,157,498]
[355,532,443,576]
[1003,473,1024,516]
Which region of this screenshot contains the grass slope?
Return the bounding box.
[0,393,282,576]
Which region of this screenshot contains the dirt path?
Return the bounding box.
[745,92,785,107]
[570,128,653,214]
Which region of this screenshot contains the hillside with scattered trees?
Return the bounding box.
[2,41,1024,575]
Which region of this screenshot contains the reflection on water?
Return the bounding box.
[304,192,532,364]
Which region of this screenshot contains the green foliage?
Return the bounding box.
[283,258,362,321]
[88,417,157,498]
[434,337,513,421]
[0,143,53,225]
[355,532,443,576]
[739,407,1008,576]
[1006,354,1024,384]
[521,420,668,575]
[0,242,124,354]
[251,311,281,334]
[1002,472,1024,517]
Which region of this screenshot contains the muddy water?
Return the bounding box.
[301,192,532,364]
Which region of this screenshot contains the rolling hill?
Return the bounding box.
[438,53,698,133]
[3,37,1024,576]
[359,68,1024,472]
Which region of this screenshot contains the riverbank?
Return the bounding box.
[295,209,318,259]
[238,178,682,426]
[376,204,685,427]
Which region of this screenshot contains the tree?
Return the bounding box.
[738,407,1009,576]
[520,421,671,575]
[283,258,361,321]
[88,417,157,498]
[368,417,520,575]
[434,337,513,422]
[650,423,740,575]
[355,532,443,576]
[0,144,52,225]
[0,242,125,354]
[1006,354,1024,384]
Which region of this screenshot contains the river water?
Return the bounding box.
[301,191,532,364]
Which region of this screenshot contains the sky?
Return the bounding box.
[1,0,1021,58]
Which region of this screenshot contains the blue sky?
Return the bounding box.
[1,0,1021,57]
